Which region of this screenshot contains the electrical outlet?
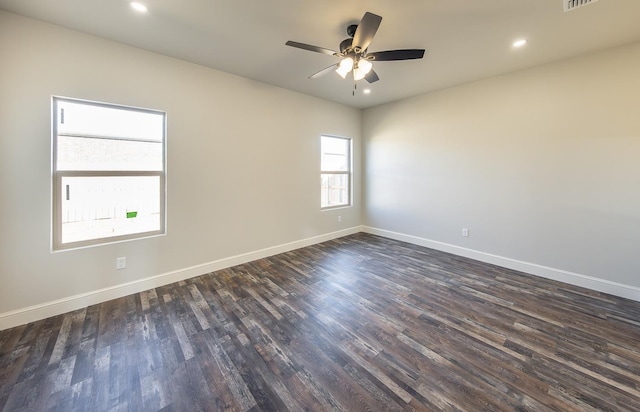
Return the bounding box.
[338,216,342,223]
[116,257,126,270]
[462,228,469,237]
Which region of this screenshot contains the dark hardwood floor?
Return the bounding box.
[2,233,640,411]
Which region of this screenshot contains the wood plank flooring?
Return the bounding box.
[1,233,640,411]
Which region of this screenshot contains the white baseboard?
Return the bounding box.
[4,225,637,331]
[363,226,640,302]
[0,226,363,331]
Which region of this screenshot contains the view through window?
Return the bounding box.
[321,135,351,208]
[52,97,166,249]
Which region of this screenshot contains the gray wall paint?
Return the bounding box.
[0,11,361,314]
[363,42,640,287]
[2,9,639,319]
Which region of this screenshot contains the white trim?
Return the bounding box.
[6,224,637,331]
[362,226,640,302]
[0,226,363,331]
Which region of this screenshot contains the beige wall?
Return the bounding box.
[364,41,640,292]
[0,11,361,321]
[2,9,639,327]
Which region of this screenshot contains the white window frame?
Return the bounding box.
[52,96,166,251]
[321,135,352,209]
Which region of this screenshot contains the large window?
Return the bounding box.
[321,135,351,208]
[52,97,166,250]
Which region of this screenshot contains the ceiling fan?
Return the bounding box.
[285,12,425,84]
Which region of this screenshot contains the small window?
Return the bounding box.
[321,135,351,208]
[52,97,166,250]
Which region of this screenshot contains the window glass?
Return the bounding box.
[58,100,163,141]
[60,176,161,244]
[57,136,162,171]
[321,174,349,208]
[321,136,349,171]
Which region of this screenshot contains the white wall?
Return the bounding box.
[0,11,361,328]
[363,42,640,297]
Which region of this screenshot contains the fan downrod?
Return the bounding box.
[346,24,358,38]
[339,38,353,53]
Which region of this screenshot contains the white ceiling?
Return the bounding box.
[2,0,640,109]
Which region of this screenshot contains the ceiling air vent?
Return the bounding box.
[564,0,599,12]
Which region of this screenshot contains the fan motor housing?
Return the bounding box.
[340,38,353,53]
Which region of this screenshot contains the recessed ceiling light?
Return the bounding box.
[130,2,148,13]
[512,39,527,48]
[363,89,371,95]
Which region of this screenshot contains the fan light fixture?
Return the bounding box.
[336,57,373,80]
[353,59,373,81]
[335,58,354,78]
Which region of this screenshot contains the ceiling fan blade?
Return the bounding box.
[309,63,339,79]
[367,49,425,61]
[365,69,379,83]
[352,12,382,52]
[285,41,338,56]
